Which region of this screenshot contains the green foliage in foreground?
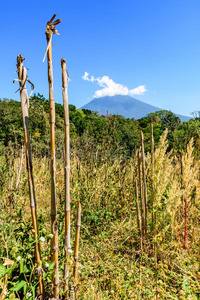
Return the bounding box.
[1,133,200,299]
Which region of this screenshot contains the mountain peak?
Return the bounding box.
[81,95,190,122]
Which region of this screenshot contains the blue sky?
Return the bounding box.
[1,0,200,116]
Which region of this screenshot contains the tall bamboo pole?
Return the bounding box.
[135,179,142,250]
[74,202,81,277]
[15,54,44,296]
[150,122,158,300]
[151,121,154,226]
[178,151,184,216]
[141,131,148,235]
[44,14,61,298]
[150,122,156,246]
[178,150,184,245]
[71,202,81,299]
[137,149,145,237]
[16,144,24,190]
[61,58,71,296]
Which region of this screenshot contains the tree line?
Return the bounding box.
[1,93,200,158]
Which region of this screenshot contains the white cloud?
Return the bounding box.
[82,72,147,98]
[82,72,90,81]
[129,85,147,95]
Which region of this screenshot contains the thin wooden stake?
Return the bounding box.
[141,131,148,235]
[72,202,81,299]
[184,191,188,250]
[44,15,61,298]
[178,151,184,218]
[137,149,145,237]
[52,220,59,296]
[135,179,142,250]
[150,122,158,300]
[61,58,71,297]
[178,150,185,247]
[14,54,44,296]
[16,144,24,190]
[151,121,154,226]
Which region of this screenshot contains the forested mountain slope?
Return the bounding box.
[0,94,199,156]
[81,95,191,122]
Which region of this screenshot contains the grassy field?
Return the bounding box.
[1,131,200,299]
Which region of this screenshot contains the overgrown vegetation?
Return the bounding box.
[1,115,200,298]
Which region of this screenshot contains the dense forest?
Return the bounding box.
[1,93,200,158]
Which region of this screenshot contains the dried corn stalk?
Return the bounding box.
[44,14,61,299]
[61,58,71,296]
[14,54,44,296]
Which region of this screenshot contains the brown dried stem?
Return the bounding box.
[137,149,145,237]
[44,15,61,298]
[72,202,81,299]
[150,122,158,300]
[151,121,154,226]
[135,179,142,250]
[15,144,24,190]
[141,131,148,236]
[61,58,71,297]
[15,54,44,296]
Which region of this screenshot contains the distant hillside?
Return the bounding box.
[81,95,191,122]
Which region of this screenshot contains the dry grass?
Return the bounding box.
[0,132,200,299]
